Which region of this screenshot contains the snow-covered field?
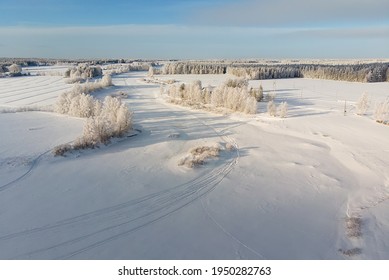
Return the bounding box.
[0,70,388,259]
[0,75,72,107]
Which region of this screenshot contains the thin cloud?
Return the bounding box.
[288,27,389,39]
[192,0,389,27]
[0,24,388,58]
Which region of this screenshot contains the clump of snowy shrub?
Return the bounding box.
[8,64,22,76]
[374,99,389,124]
[356,93,370,115]
[267,100,277,116]
[225,142,235,151]
[278,102,288,118]
[345,216,363,238]
[65,77,85,84]
[104,64,131,75]
[166,78,258,114]
[101,74,113,87]
[178,145,220,168]
[224,78,248,88]
[250,84,263,102]
[338,248,362,257]
[265,92,276,102]
[54,96,133,154]
[52,144,72,156]
[148,66,155,77]
[267,100,288,118]
[55,74,113,117]
[54,75,133,155]
[64,64,102,80]
[128,62,153,72]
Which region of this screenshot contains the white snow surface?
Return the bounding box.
[0,71,389,260]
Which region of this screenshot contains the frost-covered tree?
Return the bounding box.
[116,104,133,136]
[267,100,277,116]
[374,100,389,123]
[278,102,288,118]
[225,78,248,88]
[356,92,370,115]
[65,64,103,80]
[266,92,276,102]
[250,84,263,102]
[8,64,22,76]
[244,96,257,114]
[148,66,155,77]
[78,93,96,118]
[102,96,121,124]
[81,115,111,145]
[101,74,113,87]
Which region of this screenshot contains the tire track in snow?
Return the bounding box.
[5,145,237,259]
[0,150,51,192]
[2,85,70,104]
[199,134,265,259]
[0,156,231,240]
[0,78,64,96]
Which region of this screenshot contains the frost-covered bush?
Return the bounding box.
[278,102,288,118]
[70,93,97,118]
[54,75,133,154]
[78,97,132,146]
[168,80,207,105]
[79,115,111,146]
[104,64,132,75]
[53,144,72,156]
[374,100,389,124]
[265,92,276,102]
[250,84,263,102]
[65,77,85,84]
[267,100,277,116]
[8,64,22,73]
[56,74,113,116]
[101,74,113,87]
[224,78,248,88]
[148,66,155,77]
[178,145,220,168]
[267,101,288,118]
[8,64,22,76]
[56,91,101,117]
[356,92,370,115]
[64,64,102,79]
[54,96,133,154]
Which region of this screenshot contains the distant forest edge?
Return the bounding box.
[161,62,389,83]
[1,57,389,83]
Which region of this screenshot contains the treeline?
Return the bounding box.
[300,64,389,83]
[162,63,227,75]
[227,66,300,79]
[161,62,389,83]
[0,58,160,69]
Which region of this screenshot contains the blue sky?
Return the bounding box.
[0,0,388,59]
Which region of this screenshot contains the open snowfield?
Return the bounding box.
[0,70,389,259]
[0,75,72,107]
